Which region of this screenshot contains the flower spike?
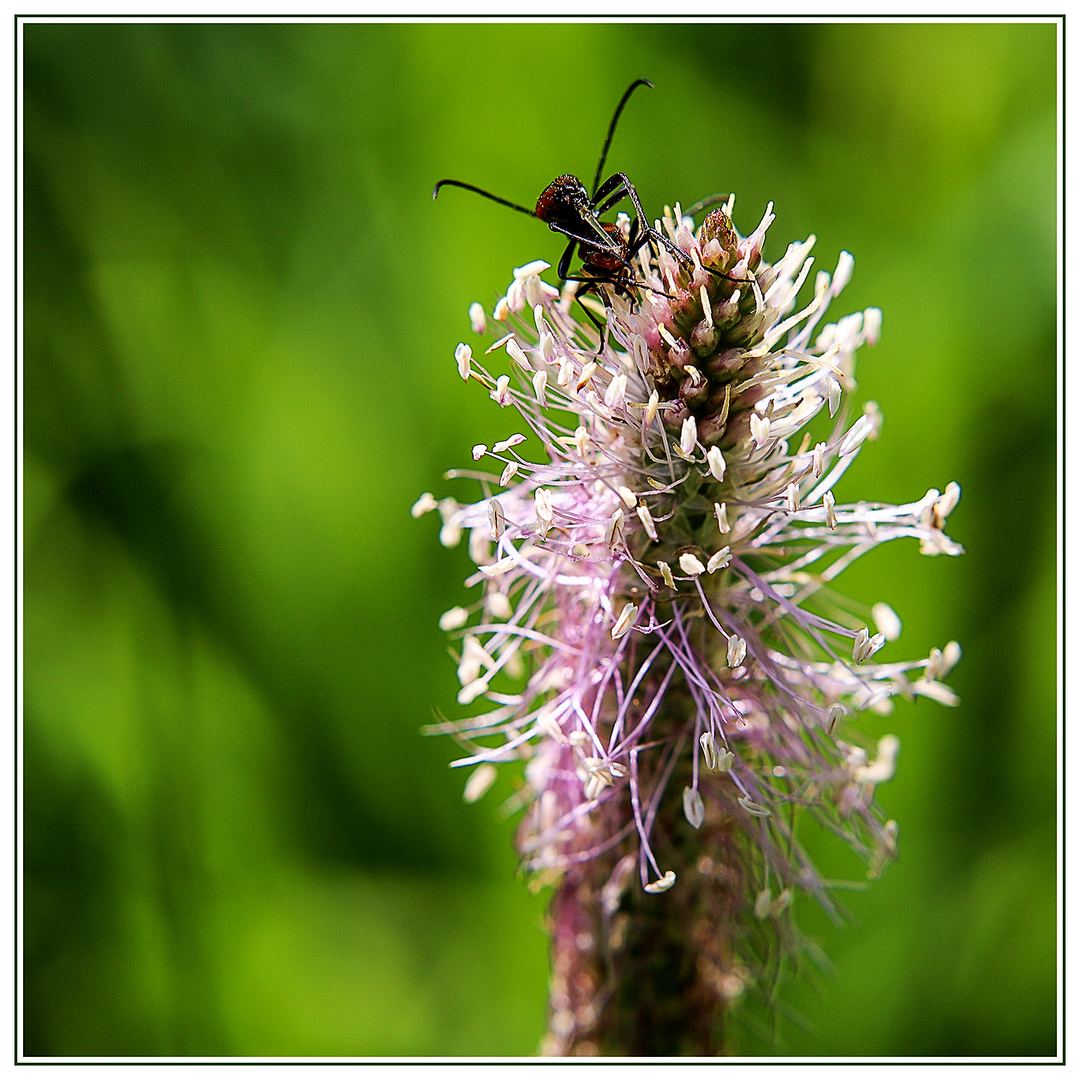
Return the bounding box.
[422,194,962,1056]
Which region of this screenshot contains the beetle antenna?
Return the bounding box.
[683,192,733,218]
[592,79,653,196]
[432,179,537,218]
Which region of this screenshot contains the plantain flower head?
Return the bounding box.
[417,195,962,1055]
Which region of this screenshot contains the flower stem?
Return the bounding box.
[543,777,747,1056]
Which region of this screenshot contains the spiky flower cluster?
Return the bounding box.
[417,196,962,1046]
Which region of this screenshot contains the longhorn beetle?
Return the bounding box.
[433,80,699,323]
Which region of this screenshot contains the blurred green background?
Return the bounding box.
[22,20,1057,1057]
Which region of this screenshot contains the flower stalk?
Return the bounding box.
[417,196,962,1055]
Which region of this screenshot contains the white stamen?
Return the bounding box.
[455,342,472,380]
[438,606,469,631]
[832,250,854,294]
[827,377,841,416]
[738,796,770,817]
[514,259,550,279]
[714,501,730,533]
[532,368,548,407]
[506,278,525,312]
[458,635,494,682]
[853,627,886,663]
[924,647,943,682]
[577,361,598,391]
[658,561,676,589]
[505,337,530,368]
[611,602,639,640]
[679,552,705,577]
[463,763,498,803]
[940,640,962,677]
[604,373,628,409]
[439,520,462,548]
[411,492,438,518]
[457,678,490,706]
[657,323,679,349]
[535,488,554,529]
[537,710,566,744]
[487,498,506,541]
[707,446,726,482]
[827,703,845,734]
[823,490,837,529]
[487,591,512,620]
[499,461,519,486]
[699,731,719,771]
[636,504,658,541]
[727,636,746,669]
[645,389,659,427]
[750,412,770,449]
[471,444,487,461]
[699,284,713,331]
[605,509,625,549]
[486,332,514,354]
[854,734,900,783]
[680,416,698,456]
[839,414,873,457]
[913,680,959,707]
[872,602,902,641]
[493,433,526,454]
[539,331,556,364]
[707,547,731,573]
[491,375,512,406]
[683,787,705,829]
[935,481,961,519]
[863,306,883,346]
[583,773,608,800]
[644,870,676,894]
[479,554,516,578]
